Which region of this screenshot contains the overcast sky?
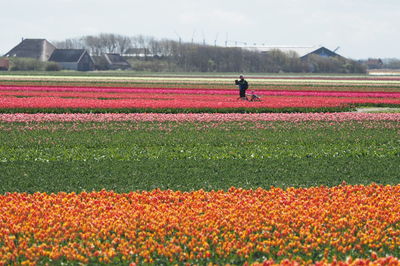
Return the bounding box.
[1,0,399,59]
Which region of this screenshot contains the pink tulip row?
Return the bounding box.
[1,112,400,123]
[2,94,400,109]
[2,85,400,98]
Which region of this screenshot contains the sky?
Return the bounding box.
[1,0,399,59]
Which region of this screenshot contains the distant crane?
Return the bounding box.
[334,46,340,53]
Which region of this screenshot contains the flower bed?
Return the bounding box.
[0,185,399,265]
[1,86,400,112]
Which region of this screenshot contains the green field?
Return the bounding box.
[1,120,399,193]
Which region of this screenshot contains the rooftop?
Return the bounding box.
[243,45,323,57]
[49,49,86,62]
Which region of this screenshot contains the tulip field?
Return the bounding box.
[0,73,400,265]
[2,74,400,113]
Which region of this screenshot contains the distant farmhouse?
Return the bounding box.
[49,49,95,71]
[4,39,56,61]
[4,38,95,71]
[104,53,131,70]
[123,48,153,58]
[244,45,342,60]
[361,58,383,69]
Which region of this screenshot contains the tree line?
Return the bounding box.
[52,33,365,73]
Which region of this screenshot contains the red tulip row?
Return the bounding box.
[1,86,400,110]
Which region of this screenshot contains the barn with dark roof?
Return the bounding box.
[104,53,131,70]
[4,39,56,61]
[49,49,95,71]
[245,45,343,60]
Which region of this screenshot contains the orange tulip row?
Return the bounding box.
[0,184,399,265]
[251,256,400,265]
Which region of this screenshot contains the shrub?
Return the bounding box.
[45,61,61,71]
[8,58,61,71]
[0,58,10,71]
[8,57,46,71]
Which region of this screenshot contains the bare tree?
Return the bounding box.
[115,35,132,54]
[82,35,103,56]
[53,38,84,49]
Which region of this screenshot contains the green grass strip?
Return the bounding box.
[1,120,399,193]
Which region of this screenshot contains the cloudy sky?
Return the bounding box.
[1,0,399,59]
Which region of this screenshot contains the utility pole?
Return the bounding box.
[191,30,196,44]
[174,30,182,45]
[214,33,219,47]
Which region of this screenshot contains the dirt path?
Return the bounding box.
[355,107,400,113]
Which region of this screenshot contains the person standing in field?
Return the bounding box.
[235,75,249,100]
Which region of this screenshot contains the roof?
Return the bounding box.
[244,45,323,57]
[4,39,56,60]
[104,53,130,66]
[49,49,87,62]
[365,58,383,64]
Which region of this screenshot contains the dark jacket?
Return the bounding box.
[235,78,248,97]
[235,79,248,90]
